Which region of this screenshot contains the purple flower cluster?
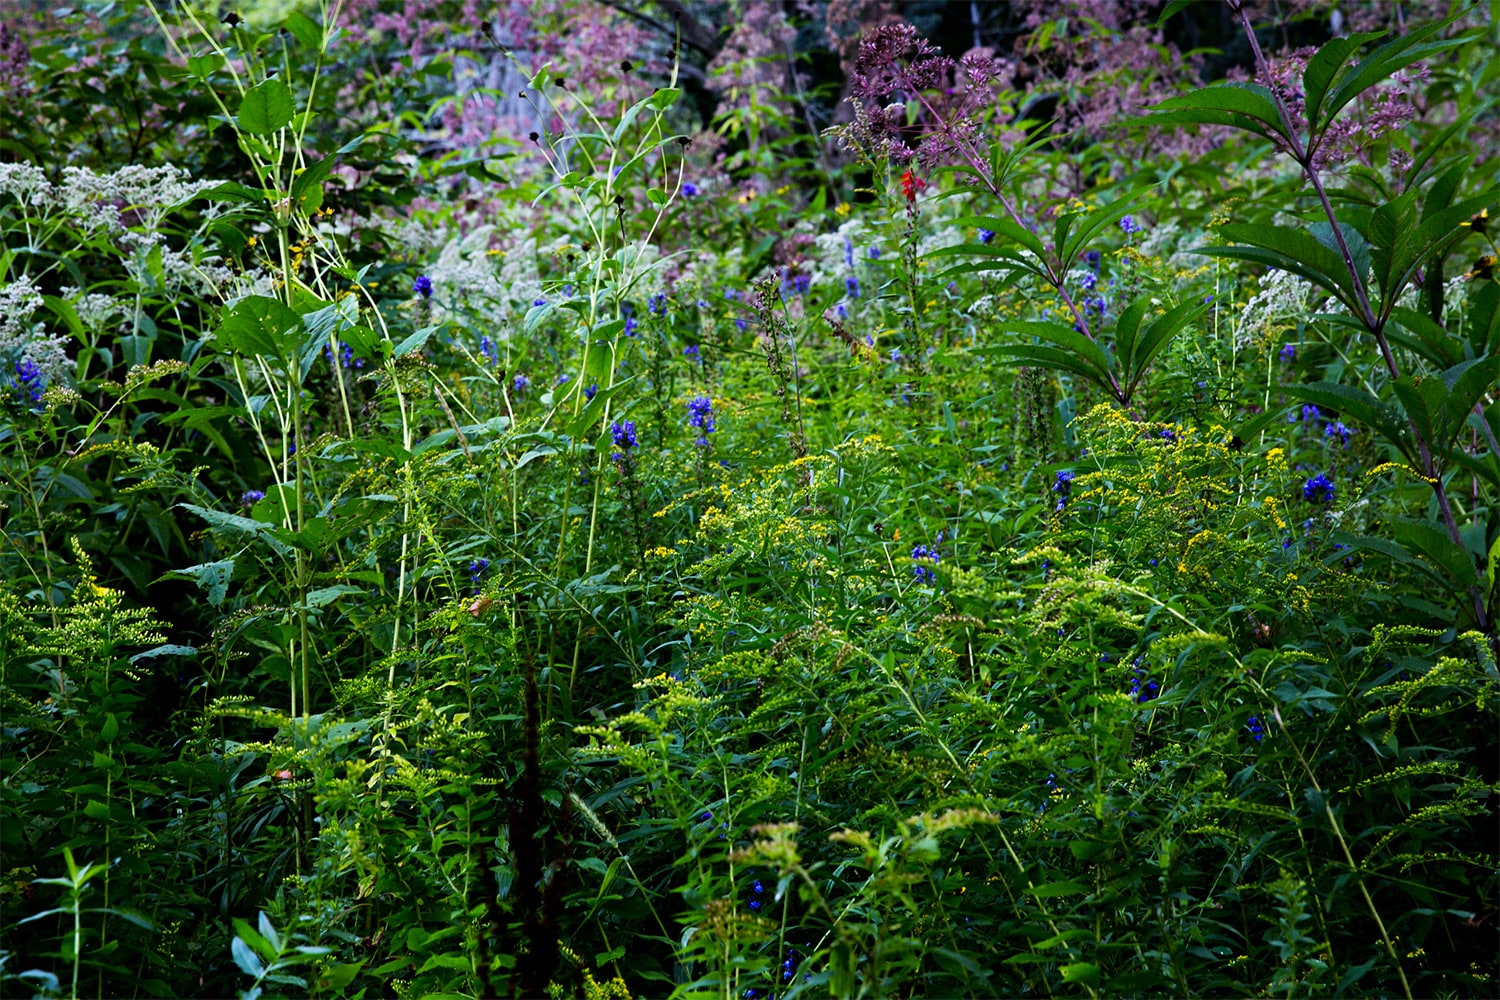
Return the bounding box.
[1246,714,1266,743]
[7,358,46,409]
[241,489,266,506]
[413,274,433,299]
[911,533,942,583]
[687,395,715,446]
[512,374,530,392]
[468,558,489,594]
[1053,470,1075,511]
[646,292,667,316]
[1129,660,1159,703]
[610,419,638,455]
[1302,473,1335,505]
[479,335,496,364]
[324,342,365,370]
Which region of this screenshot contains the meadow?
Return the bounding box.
[0,1,1496,997]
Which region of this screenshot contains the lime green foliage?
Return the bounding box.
[1,2,1497,998]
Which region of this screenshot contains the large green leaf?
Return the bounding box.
[1389,517,1479,588]
[1122,299,1208,397]
[1137,84,1285,143]
[238,78,295,135]
[1198,225,1359,313]
[217,296,301,360]
[1301,31,1386,132]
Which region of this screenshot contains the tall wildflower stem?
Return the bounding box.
[1229,1,1488,635]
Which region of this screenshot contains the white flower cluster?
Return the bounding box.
[426,225,543,336]
[0,274,69,380]
[1235,268,1325,351]
[0,163,223,230]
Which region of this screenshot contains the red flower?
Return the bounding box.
[900,169,926,203]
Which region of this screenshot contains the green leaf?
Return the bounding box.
[187,53,224,79]
[238,78,295,135]
[290,156,337,216]
[1122,298,1207,396]
[178,504,293,557]
[1301,32,1385,132]
[1390,517,1478,587]
[231,937,265,980]
[99,713,119,743]
[84,799,111,821]
[282,11,322,51]
[1320,17,1468,133]
[218,296,301,359]
[647,87,680,111]
[393,325,441,358]
[130,644,198,663]
[1137,84,1285,142]
[304,585,363,608]
[1062,962,1102,987]
[1201,224,1359,311]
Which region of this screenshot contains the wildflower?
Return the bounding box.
[734,317,749,332]
[585,383,598,402]
[1080,270,1098,291]
[513,374,530,392]
[681,182,698,197]
[687,394,715,446]
[532,297,547,307]
[479,335,496,363]
[413,275,433,298]
[1083,250,1101,270]
[843,235,854,267]
[556,372,571,385]
[1279,343,1296,362]
[241,490,266,505]
[468,558,489,594]
[1246,715,1266,742]
[7,358,46,408]
[623,315,639,337]
[1300,403,1321,424]
[868,245,881,260]
[647,292,667,315]
[1465,255,1495,281]
[610,420,638,452]
[1120,215,1142,235]
[978,228,995,244]
[1325,421,1352,446]
[900,169,926,202]
[845,276,861,298]
[1129,661,1160,703]
[1053,470,1074,511]
[835,302,848,320]
[911,543,939,583]
[683,344,700,362]
[1302,473,1335,505]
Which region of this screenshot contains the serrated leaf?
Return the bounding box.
[1390,517,1478,587]
[1301,32,1385,132]
[218,296,302,359]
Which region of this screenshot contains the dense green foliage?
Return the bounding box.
[1,2,1497,998]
